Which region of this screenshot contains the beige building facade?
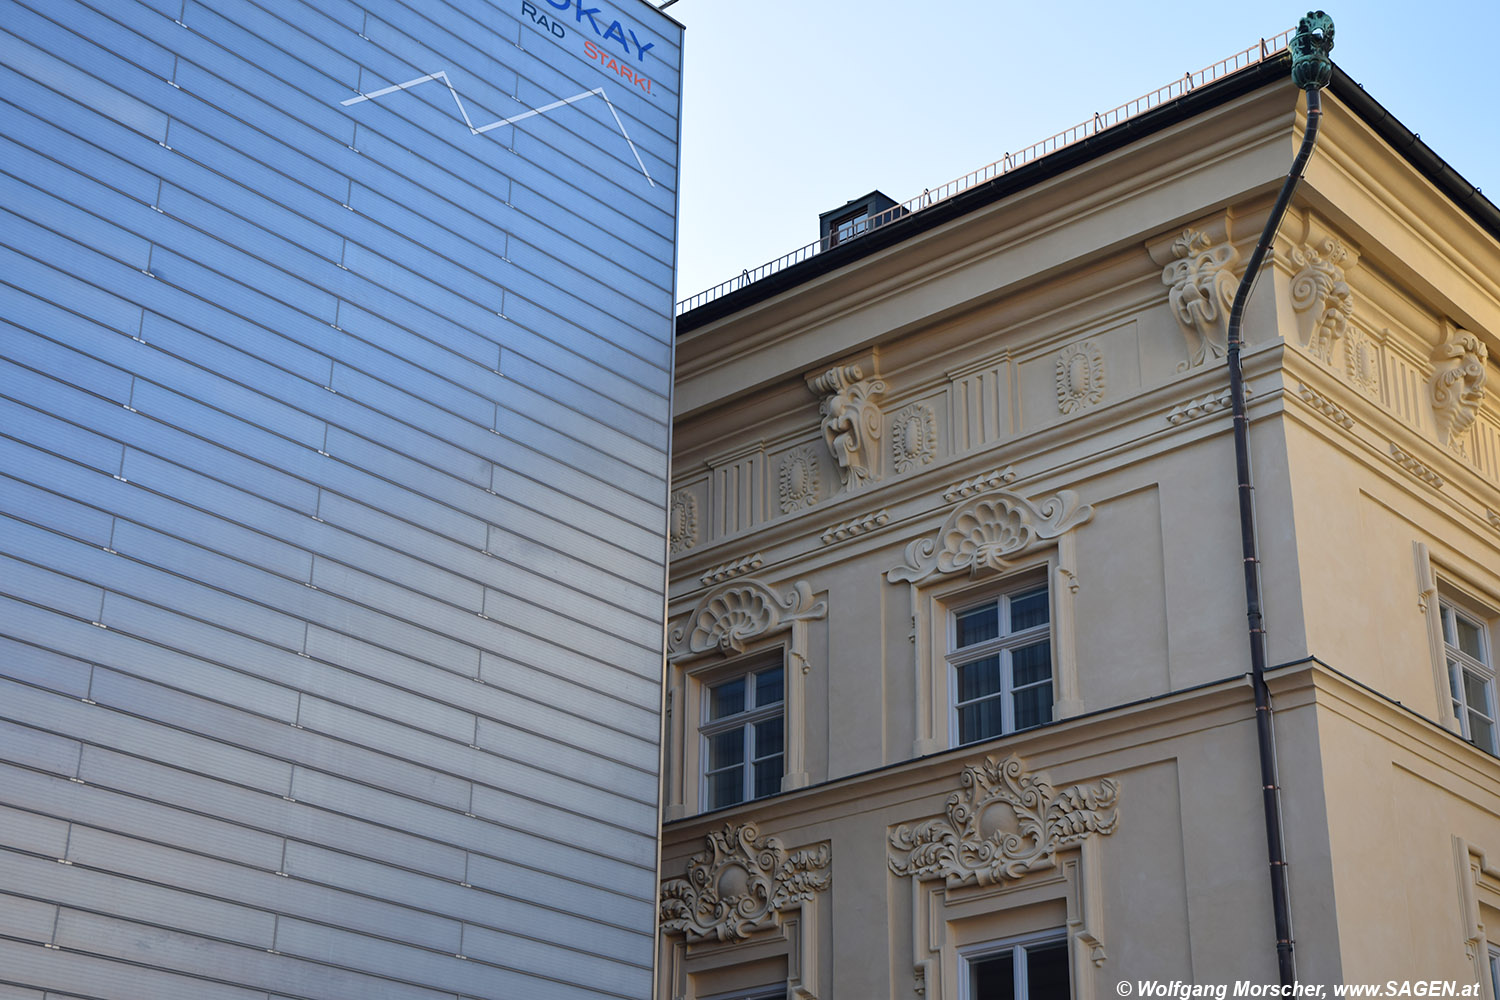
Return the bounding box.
[655,54,1500,999]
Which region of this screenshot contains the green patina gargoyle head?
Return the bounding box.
[1291,10,1335,91]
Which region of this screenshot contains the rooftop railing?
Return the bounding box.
[676,27,1295,316]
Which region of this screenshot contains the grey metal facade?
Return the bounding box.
[0,1,681,997]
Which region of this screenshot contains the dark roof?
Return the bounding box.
[677,57,1499,334]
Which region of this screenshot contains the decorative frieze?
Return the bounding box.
[1165,384,1252,426]
[941,466,1017,503]
[1055,341,1105,413]
[888,754,1120,886]
[1289,237,1354,365]
[778,445,821,513]
[1162,228,1240,370]
[699,553,764,587]
[892,402,938,472]
[660,822,831,943]
[888,488,1094,584]
[669,491,699,554]
[821,509,890,546]
[1296,383,1355,430]
[1389,443,1444,488]
[668,578,826,661]
[807,364,887,493]
[1430,328,1488,455]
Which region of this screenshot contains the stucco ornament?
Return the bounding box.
[1162,229,1240,369]
[778,445,821,513]
[1055,341,1105,413]
[887,489,1094,584]
[668,490,698,554]
[808,364,887,492]
[888,754,1119,886]
[892,402,938,472]
[1345,328,1381,397]
[659,822,831,942]
[1430,328,1488,453]
[667,578,826,661]
[1289,238,1353,364]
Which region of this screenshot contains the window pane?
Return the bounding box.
[958,697,1004,745]
[707,767,744,809]
[709,678,745,719]
[756,666,784,707]
[754,717,784,759]
[969,950,1015,1000]
[753,755,783,799]
[1469,711,1496,754]
[1009,587,1049,631]
[1013,681,1053,731]
[1450,660,1465,703]
[1011,641,1052,687]
[1024,939,1070,998]
[958,656,1002,701]
[957,605,999,646]
[1455,614,1485,660]
[1464,669,1492,718]
[708,729,745,769]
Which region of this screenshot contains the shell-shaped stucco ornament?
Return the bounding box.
[667,578,827,661]
[660,822,831,942]
[892,402,937,473]
[1055,341,1105,414]
[888,489,1094,584]
[669,490,699,554]
[778,445,821,513]
[889,754,1119,886]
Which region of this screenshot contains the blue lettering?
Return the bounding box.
[545,0,568,8]
[601,20,629,52]
[628,29,655,63]
[574,3,603,34]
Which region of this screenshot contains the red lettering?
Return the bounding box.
[585,40,600,58]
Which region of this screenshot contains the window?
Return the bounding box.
[702,989,786,1000]
[961,929,1070,1000]
[1441,597,1497,755]
[1490,944,1499,1000]
[702,661,785,809]
[828,209,869,246]
[949,582,1053,746]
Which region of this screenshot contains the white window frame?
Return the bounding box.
[1440,595,1498,755]
[700,987,786,1000]
[957,927,1071,1000]
[699,656,786,811]
[947,578,1055,747]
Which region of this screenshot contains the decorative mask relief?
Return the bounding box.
[887,489,1094,584]
[669,491,698,554]
[667,578,826,661]
[778,445,821,513]
[888,754,1120,886]
[1162,229,1240,369]
[1290,237,1354,364]
[808,364,887,492]
[1055,341,1105,413]
[1430,328,1488,454]
[892,402,938,473]
[660,822,831,943]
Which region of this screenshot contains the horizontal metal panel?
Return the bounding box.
[0,936,268,1000]
[0,548,106,624]
[488,462,661,560]
[77,745,468,880]
[1,847,277,950]
[0,760,286,870]
[500,347,667,448]
[478,626,659,711]
[0,981,45,999]
[13,0,176,83]
[0,27,167,140]
[0,633,92,698]
[0,678,296,796]
[0,97,158,206]
[183,0,361,90]
[0,802,70,859]
[141,308,334,392]
[459,920,651,996]
[331,300,503,404]
[483,580,660,656]
[473,717,657,804]
[0,466,116,548]
[1,163,152,272]
[65,825,464,954]
[482,521,662,616]
[0,241,142,341]
[52,909,453,1000]
[500,288,670,394]
[0,397,125,476]
[0,717,81,778]
[467,783,658,869]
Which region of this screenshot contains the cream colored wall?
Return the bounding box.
[660,78,1500,998]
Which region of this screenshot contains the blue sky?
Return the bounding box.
[666,1,1500,302]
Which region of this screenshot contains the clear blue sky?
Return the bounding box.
[666,1,1500,302]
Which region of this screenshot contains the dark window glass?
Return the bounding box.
[709,677,745,719]
[957,605,1000,646]
[756,666,784,707]
[970,950,1015,1000]
[1009,587,1049,630]
[958,697,1004,745]
[958,656,1002,701]
[1024,938,1070,998]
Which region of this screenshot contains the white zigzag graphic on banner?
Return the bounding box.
[341,70,654,187]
